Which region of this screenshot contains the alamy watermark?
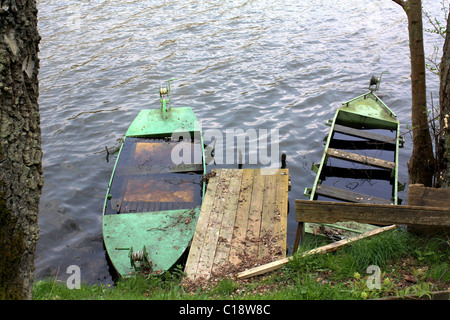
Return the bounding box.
[170,124,281,172]
[366,265,381,290]
[66,265,81,289]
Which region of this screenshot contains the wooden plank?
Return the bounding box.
[237,225,397,279]
[327,148,395,170]
[334,124,396,145]
[228,169,255,265]
[238,257,291,280]
[408,184,450,208]
[196,169,232,278]
[258,172,278,258]
[245,169,266,259]
[295,200,450,227]
[407,184,450,234]
[184,169,221,279]
[211,170,243,275]
[315,184,393,204]
[275,169,289,254]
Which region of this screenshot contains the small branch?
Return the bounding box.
[423,7,447,39]
[392,0,407,8]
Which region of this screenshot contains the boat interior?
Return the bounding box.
[313,111,399,205]
[104,137,204,215]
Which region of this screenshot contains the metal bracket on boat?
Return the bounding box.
[369,71,389,92]
[399,135,405,148]
[303,187,312,198]
[128,246,152,272]
[159,78,177,120]
[325,119,333,126]
[311,162,320,174]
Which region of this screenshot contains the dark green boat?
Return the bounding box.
[102,80,206,277]
[304,76,404,239]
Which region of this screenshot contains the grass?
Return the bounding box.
[32,229,450,300]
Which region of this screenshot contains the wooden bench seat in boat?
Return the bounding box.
[315,184,393,205]
[333,124,396,145]
[327,148,395,170]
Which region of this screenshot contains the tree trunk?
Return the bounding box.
[393,0,435,186]
[438,9,450,188]
[0,0,43,299]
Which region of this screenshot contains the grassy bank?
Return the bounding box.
[33,229,449,300]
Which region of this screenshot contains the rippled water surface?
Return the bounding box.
[35,0,445,284]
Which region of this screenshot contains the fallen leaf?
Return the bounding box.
[403,274,416,282]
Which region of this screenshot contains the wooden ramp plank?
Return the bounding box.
[334,124,396,145]
[196,169,232,278]
[184,169,221,278]
[295,200,450,227]
[211,170,243,275]
[315,184,393,205]
[185,168,289,280]
[259,172,277,258]
[327,148,395,170]
[275,170,289,254]
[228,169,255,266]
[246,169,266,259]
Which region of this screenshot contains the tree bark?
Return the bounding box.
[0,0,43,299]
[438,9,450,188]
[393,0,435,186]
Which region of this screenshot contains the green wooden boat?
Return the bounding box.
[304,76,404,239]
[102,80,206,277]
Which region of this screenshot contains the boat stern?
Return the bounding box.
[125,107,202,138]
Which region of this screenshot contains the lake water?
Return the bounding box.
[35,0,445,284]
